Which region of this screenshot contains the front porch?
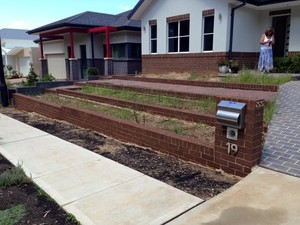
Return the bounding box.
[38,26,141,80]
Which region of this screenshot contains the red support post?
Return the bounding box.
[105,27,111,58]
[70,32,75,58]
[39,35,44,59]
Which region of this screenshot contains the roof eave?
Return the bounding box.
[128,0,146,20]
[244,0,299,6]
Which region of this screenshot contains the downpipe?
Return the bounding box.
[228,0,247,60]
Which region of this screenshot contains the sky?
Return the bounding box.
[0,0,139,30]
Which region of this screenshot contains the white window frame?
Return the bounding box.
[150,24,157,54]
[202,15,214,52]
[168,19,190,53]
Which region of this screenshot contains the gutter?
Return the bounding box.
[228,0,247,60]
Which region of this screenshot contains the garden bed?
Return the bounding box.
[37,93,215,142]
[0,107,238,202]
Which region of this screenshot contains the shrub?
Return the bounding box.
[86,67,99,76]
[4,65,22,79]
[40,73,55,82]
[24,64,39,86]
[217,59,229,67]
[0,165,31,188]
[274,54,300,73]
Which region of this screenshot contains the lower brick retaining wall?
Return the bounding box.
[14,94,62,120]
[13,93,265,177]
[13,93,213,169]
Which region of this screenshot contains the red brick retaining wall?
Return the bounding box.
[112,76,278,92]
[13,94,62,120]
[55,89,216,126]
[13,93,265,177]
[77,81,217,101]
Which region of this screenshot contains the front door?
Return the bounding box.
[80,45,87,79]
[272,15,290,57]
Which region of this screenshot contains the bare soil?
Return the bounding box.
[0,107,239,224]
[0,155,78,224]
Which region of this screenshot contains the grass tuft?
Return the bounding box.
[221,70,292,85]
[0,204,26,225]
[264,101,276,124]
[0,165,31,188]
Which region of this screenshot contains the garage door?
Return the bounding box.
[19,57,30,76]
[46,54,66,80]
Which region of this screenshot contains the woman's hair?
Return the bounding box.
[265,27,274,36]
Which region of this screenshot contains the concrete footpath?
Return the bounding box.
[0,113,203,225]
[1,113,300,225]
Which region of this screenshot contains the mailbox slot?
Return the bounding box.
[216,101,246,129]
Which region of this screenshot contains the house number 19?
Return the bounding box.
[226,143,238,155]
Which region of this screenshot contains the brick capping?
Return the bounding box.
[111,76,279,92]
[14,92,266,177]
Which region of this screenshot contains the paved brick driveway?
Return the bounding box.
[260,81,300,177]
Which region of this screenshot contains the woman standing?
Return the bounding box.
[258,27,275,73]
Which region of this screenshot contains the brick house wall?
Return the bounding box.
[142,52,259,74]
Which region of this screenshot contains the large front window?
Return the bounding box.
[168,20,189,53]
[203,15,214,51]
[104,43,141,59]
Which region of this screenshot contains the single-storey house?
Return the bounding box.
[28,10,141,80]
[129,0,300,74]
[1,28,39,76]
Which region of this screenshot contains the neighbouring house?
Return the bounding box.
[27,11,141,80]
[1,28,39,76]
[129,0,300,74]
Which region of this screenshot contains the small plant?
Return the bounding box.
[24,64,39,86]
[264,101,276,124]
[174,126,183,134]
[86,67,99,76]
[40,73,55,82]
[217,58,229,74]
[229,60,239,73]
[217,58,229,67]
[35,185,55,202]
[0,204,26,225]
[4,65,22,79]
[67,213,80,224]
[0,164,31,188]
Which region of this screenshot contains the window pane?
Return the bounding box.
[180,20,190,36]
[169,38,178,52]
[204,34,213,51]
[204,16,214,34]
[129,43,141,58]
[151,40,157,53]
[168,22,178,37]
[151,25,157,38]
[112,44,126,58]
[180,37,189,52]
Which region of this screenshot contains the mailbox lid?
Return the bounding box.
[216,110,240,123]
[217,101,246,111]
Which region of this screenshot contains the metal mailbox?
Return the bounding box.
[216,101,246,129]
